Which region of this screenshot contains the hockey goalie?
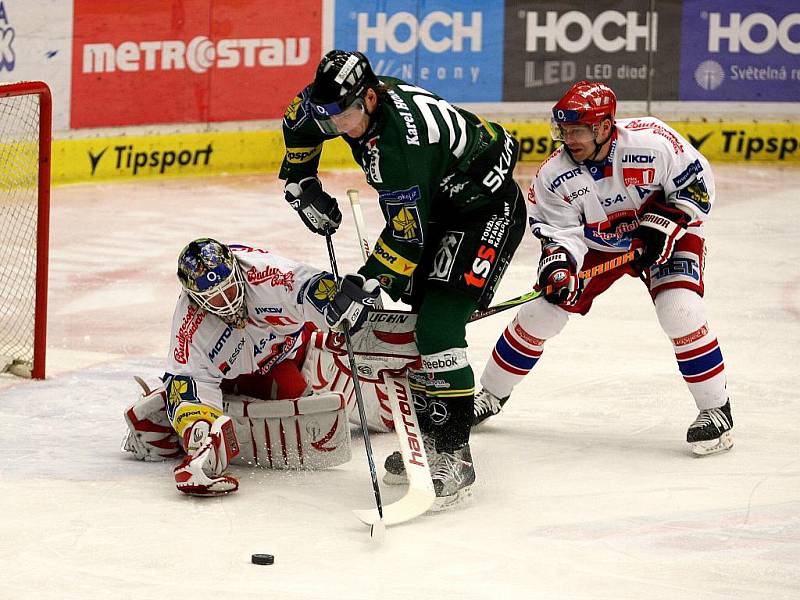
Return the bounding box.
[122,238,419,496]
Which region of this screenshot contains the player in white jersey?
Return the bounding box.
[124,238,381,496]
[475,80,733,456]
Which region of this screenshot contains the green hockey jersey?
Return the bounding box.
[280,77,518,299]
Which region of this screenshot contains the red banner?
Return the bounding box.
[71,0,322,128]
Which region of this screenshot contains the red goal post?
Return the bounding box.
[0,81,51,379]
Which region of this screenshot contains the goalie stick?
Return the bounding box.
[346,189,436,525]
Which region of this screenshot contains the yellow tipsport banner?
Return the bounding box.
[51,130,357,185]
[505,121,800,164]
[52,121,800,185]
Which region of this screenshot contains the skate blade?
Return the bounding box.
[691,431,734,456]
[428,485,474,512]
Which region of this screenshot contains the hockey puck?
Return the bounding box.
[251,553,274,565]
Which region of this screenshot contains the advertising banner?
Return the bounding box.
[51,129,358,184]
[333,0,503,101]
[504,0,681,101]
[0,0,73,131]
[50,119,800,185]
[71,0,322,128]
[680,0,800,101]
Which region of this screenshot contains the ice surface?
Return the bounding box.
[1,166,798,599]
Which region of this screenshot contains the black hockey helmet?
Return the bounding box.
[309,50,378,134]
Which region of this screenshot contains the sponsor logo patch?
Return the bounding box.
[305,273,337,313]
[174,305,206,364]
[430,231,464,281]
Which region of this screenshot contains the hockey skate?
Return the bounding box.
[383,432,436,485]
[472,389,508,427]
[429,444,475,512]
[687,400,734,456]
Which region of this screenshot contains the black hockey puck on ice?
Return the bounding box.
[251,553,274,565]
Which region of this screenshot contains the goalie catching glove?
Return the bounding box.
[173,416,241,496]
[285,177,342,235]
[629,202,689,273]
[537,244,580,306]
[324,274,380,334]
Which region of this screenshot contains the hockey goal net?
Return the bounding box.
[0,81,51,379]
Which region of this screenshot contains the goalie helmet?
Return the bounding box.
[551,80,616,135]
[308,50,378,135]
[177,238,246,326]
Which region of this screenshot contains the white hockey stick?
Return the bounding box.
[346,188,372,262]
[353,373,435,525]
[346,189,436,524]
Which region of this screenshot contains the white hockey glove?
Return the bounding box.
[324,274,381,334]
[173,416,241,496]
[284,177,342,235]
[629,203,689,273]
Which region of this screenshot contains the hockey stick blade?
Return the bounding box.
[353,374,435,526]
[353,487,435,526]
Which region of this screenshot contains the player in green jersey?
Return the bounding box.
[280,50,526,510]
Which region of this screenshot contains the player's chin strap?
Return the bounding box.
[587,127,612,161]
[564,119,613,164]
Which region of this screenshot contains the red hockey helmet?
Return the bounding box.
[552,80,616,127]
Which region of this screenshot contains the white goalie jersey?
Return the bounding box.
[122,243,422,470]
[165,245,334,411]
[529,117,715,270]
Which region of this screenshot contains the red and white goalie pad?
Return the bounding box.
[122,377,182,462]
[223,391,352,470]
[122,311,421,468]
[123,377,351,470]
[305,310,421,433]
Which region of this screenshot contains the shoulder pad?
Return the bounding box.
[283,85,313,130]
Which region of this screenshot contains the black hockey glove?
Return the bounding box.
[629,203,689,273]
[284,177,342,236]
[536,244,580,306]
[324,274,381,334]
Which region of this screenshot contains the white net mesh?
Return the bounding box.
[0,89,41,375]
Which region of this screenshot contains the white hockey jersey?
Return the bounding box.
[529,117,715,270]
[164,245,335,412]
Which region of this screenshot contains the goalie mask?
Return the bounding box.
[309,50,378,136]
[177,238,246,327]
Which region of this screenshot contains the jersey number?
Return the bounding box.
[399,84,467,159]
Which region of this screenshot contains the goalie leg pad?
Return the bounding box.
[122,378,182,461]
[224,391,352,470]
[174,416,241,496]
[301,332,394,432]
